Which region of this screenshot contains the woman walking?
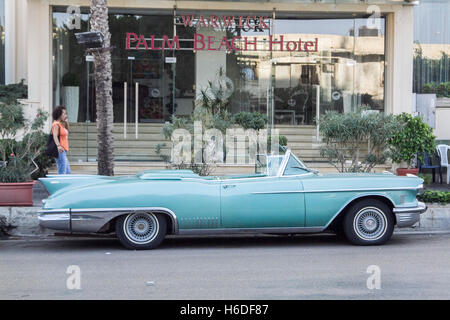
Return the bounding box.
[52,106,71,174]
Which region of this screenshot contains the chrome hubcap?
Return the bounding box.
[124,213,159,244]
[353,207,387,241]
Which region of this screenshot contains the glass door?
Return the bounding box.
[272,61,319,126]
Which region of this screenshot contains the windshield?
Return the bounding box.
[255,149,310,176]
[283,154,309,176]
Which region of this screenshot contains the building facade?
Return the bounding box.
[3,0,449,163]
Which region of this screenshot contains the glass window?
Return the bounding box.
[51,7,387,162]
[52,8,90,123]
[283,154,308,176]
[0,0,5,84]
[271,17,385,126]
[111,14,174,123]
[52,8,386,126]
[413,0,450,95]
[267,155,284,176]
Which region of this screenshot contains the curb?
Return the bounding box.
[0,207,54,237]
[1,204,449,238]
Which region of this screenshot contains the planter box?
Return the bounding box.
[396,168,419,176]
[0,181,36,206]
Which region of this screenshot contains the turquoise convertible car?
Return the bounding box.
[39,149,426,249]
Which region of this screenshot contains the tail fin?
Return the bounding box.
[39,175,112,195]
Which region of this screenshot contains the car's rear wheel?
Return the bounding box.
[116,212,167,250]
[342,199,394,246]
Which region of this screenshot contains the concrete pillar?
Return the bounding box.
[4,0,15,84]
[385,7,415,115]
[16,0,28,83]
[4,0,28,84]
[26,0,52,130]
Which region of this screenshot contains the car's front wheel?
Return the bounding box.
[343,199,394,246]
[116,212,167,250]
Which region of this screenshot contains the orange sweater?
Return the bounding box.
[52,121,69,151]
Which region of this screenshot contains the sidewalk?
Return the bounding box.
[1,203,449,238]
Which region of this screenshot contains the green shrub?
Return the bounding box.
[232,112,267,130]
[422,82,436,94]
[318,109,400,172]
[0,82,49,182]
[436,82,448,98]
[417,190,450,204]
[279,135,288,147]
[421,81,450,97]
[389,113,436,168]
[0,80,28,104]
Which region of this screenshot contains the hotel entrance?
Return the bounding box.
[52,6,386,163]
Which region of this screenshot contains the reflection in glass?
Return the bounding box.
[413,0,450,94]
[0,0,5,84]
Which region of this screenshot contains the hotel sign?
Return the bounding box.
[126,14,318,52]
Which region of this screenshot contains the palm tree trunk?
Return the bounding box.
[90,0,114,176]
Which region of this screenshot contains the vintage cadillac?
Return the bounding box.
[39,149,426,249]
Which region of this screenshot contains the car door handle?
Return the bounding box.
[223,185,236,189]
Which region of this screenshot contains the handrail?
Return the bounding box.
[124,82,127,140]
[135,82,139,139]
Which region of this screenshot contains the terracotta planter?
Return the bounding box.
[0,181,36,206]
[396,168,420,176]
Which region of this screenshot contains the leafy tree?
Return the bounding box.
[319,108,400,173]
[389,113,436,168]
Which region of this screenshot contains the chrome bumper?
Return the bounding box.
[393,201,427,228]
[38,209,115,233]
[38,209,71,231]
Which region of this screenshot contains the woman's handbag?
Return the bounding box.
[45,131,59,158]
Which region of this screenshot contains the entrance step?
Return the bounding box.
[66,123,367,163]
[48,161,392,176]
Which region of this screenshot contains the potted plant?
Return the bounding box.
[61,72,80,122]
[0,100,48,206]
[389,113,436,176]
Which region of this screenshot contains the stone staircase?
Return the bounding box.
[67,123,169,162]
[54,123,386,176]
[66,123,323,163]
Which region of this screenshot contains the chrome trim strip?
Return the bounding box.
[252,187,421,194]
[252,191,304,194]
[38,208,70,214]
[178,227,324,235]
[181,173,315,183]
[182,176,271,182]
[280,172,315,178]
[71,214,105,221]
[393,201,427,214]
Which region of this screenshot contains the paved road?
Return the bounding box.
[1,233,449,300]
